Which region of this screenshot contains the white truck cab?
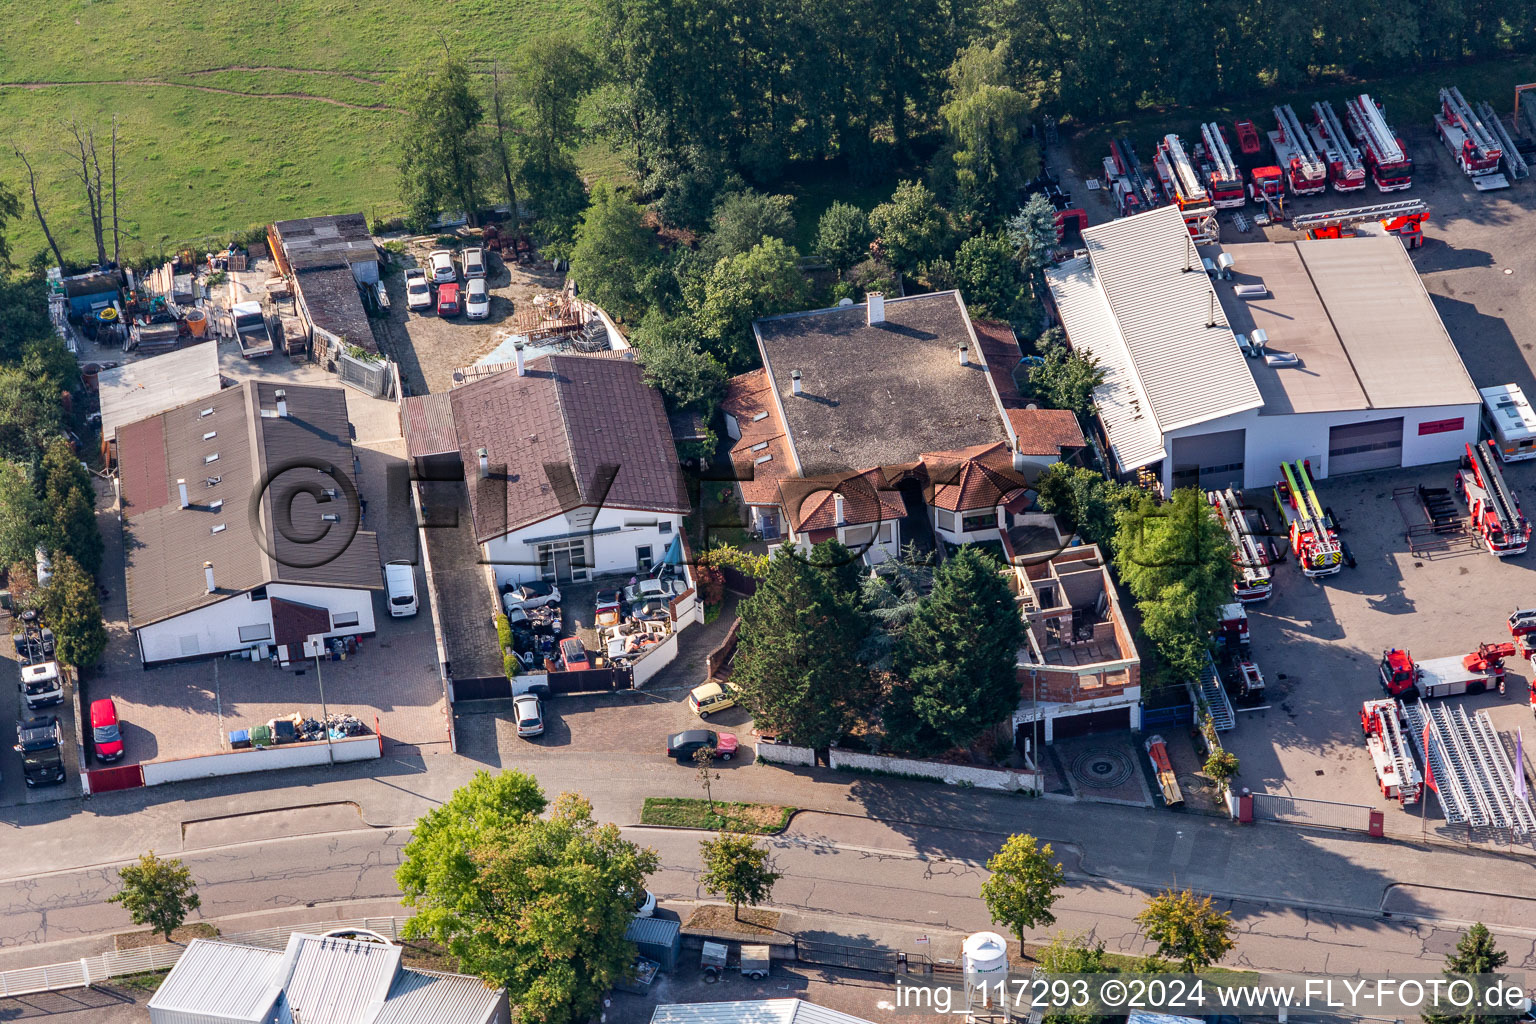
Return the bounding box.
[19,660,63,709]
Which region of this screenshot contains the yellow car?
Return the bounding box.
[687,682,737,719]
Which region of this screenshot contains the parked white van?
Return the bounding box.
[384,561,418,617]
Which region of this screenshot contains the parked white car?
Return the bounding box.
[513,693,545,738]
[502,580,561,610]
[384,561,418,617]
[462,246,487,279]
[465,277,489,319]
[427,250,456,284]
[404,268,432,312]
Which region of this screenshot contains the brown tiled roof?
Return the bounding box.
[119,381,381,629]
[780,469,905,532]
[923,442,1030,512]
[271,596,333,648]
[722,370,793,507]
[401,393,458,458]
[971,319,1027,407]
[449,354,689,542]
[1008,408,1086,455]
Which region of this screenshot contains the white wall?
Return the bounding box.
[631,631,680,687]
[755,741,817,766]
[827,748,1042,792]
[140,733,379,785]
[137,585,377,665]
[1161,403,1480,491]
[483,506,684,587]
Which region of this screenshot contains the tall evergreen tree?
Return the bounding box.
[886,545,1025,755]
[1425,923,1510,1024]
[733,539,870,747]
[39,552,107,669]
[42,437,102,576]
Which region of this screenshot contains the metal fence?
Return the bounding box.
[0,917,407,998]
[1251,793,1373,831]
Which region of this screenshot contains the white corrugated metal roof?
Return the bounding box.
[147,939,285,1022]
[1045,257,1167,471]
[373,969,501,1024]
[99,343,222,442]
[652,999,878,1024]
[277,933,402,1024]
[1082,206,1264,433]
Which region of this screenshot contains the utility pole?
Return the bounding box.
[311,637,334,765]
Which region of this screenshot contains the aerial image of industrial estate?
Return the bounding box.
[3,4,1536,1023]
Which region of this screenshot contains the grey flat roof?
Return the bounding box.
[98,343,223,441]
[1294,236,1478,408]
[753,292,1008,475]
[148,939,283,1021]
[1210,242,1368,415]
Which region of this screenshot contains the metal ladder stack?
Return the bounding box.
[1201,122,1240,187]
[1345,94,1405,165]
[1402,700,1536,832]
[1441,87,1503,161]
[1402,699,1479,825]
[1274,104,1327,180]
[1312,101,1364,177]
[1467,710,1536,833]
[1476,100,1530,179]
[1289,198,1428,232]
[1200,656,1236,732]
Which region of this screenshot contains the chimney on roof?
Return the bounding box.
[514,337,527,376]
[1013,446,1027,472]
[203,561,216,593]
[177,478,189,509]
[275,389,288,418]
[834,493,846,525]
[791,369,803,396]
[477,447,489,479]
[867,292,885,325]
[958,342,969,367]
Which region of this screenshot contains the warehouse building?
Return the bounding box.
[1047,205,1480,491]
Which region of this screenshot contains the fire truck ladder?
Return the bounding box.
[1366,700,1421,801]
[1475,100,1529,179]
[1210,487,1271,592]
[1312,101,1364,176]
[1403,699,1536,832]
[1161,134,1208,204]
[1440,87,1503,161]
[1199,655,1235,732]
[1115,137,1160,209]
[1467,440,1526,544]
[1274,104,1326,179]
[1280,460,1339,558]
[1200,122,1240,185]
[1346,93,1405,165]
[1289,199,1428,232]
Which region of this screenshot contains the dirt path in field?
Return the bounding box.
[183,65,390,86]
[0,78,397,110]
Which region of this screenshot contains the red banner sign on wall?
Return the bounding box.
[1418,418,1465,436]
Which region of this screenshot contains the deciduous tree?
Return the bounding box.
[980,834,1065,948]
[814,202,873,278]
[0,460,42,569]
[569,184,664,321]
[1034,463,1133,550]
[42,437,102,576]
[699,831,781,920]
[952,231,1029,322]
[886,545,1025,755]
[695,237,810,370]
[869,180,950,276]
[630,312,728,415]
[701,190,797,265]
[940,41,1033,223]
[1135,888,1235,972]
[1026,332,1104,416]
[1036,935,1112,1024]
[108,851,201,941]
[396,55,485,228]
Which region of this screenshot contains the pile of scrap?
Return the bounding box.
[513,293,586,341]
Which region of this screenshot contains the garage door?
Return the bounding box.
[1329,418,1403,475]
[1050,706,1132,739]
[1170,429,1246,490]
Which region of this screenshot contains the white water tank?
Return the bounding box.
[962,931,1010,981]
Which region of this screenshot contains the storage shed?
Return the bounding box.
[625,915,682,972]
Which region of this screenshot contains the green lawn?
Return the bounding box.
[641,797,794,833]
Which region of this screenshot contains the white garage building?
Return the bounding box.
[1047,205,1480,491]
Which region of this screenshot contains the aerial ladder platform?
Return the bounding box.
[1269,104,1329,195]
[1437,86,1509,189]
[1154,133,1210,210]
[1345,94,1414,192]
[1361,699,1422,804]
[1289,198,1429,248]
[1309,101,1367,192]
[1460,440,1531,556]
[1208,487,1273,602]
[1402,698,1536,833]
[1109,137,1161,214]
[1475,99,1529,180]
[1274,460,1342,577]
[1198,122,1247,208]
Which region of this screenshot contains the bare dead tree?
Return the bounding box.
[12,146,65,269]
[110,115,120,265]
[66,120,108,266]
[490,60,518,217]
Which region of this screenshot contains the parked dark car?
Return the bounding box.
[665,729,738,762]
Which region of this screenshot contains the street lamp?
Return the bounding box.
[310,635,334,765]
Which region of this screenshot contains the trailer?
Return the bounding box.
[1288,198,1429,249]
[1436,86,1509,190]
[1402,698,1536,832]
[1268,105,1329,196]
[1274,460,1342,577]
[1379,645,1508,699]
[1308,101,1367,192]
[1344,94,1414,192]
[1197,123,1246,208]
[1145,735,1184,806]
[1360,699,1422,804]
[1208,487,1273,602]
[1475,100,1529,181]
[1458,440,1530,556]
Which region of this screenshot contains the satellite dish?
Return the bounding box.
[837,298,855,307]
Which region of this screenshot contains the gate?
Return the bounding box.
[796,939,902,974]
[548,666,632,694]
[451,676,512,701]
[336,350,392,398]
[1142,704,1194,728]
[86,763,145,794]
[1250,792,1371,831]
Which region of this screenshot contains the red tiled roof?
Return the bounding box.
[780,468,905,532]
[922,442,1030,512]
[722,369,793,507]
[1008,408,1086,456]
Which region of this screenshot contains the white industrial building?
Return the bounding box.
[1047,205,1480,491]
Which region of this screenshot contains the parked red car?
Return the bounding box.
[90,698,125,762]
[436,282,461,317]
[559,637,591,671]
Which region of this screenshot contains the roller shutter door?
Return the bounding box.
[1328,418,1403,475]
[1170,429,1246,490]
[1050,706,1132,739]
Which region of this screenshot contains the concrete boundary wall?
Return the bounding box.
[140,733,379,786]
[632,632,681,688]
[755,741,817,767]
[828,748,1042,792]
